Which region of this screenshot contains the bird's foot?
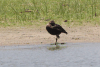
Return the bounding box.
[55,42,56,45]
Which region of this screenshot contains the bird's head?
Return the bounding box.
[49,20,55,26]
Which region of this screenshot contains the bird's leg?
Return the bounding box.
[55,35,60,45]
[55,38,58,45]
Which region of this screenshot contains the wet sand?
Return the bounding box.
[0,26,100,46]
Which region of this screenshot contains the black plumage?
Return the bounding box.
[46,20,68,45]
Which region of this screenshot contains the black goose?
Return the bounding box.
[46,20,68,45]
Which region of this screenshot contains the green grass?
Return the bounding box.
[0,0,100,27]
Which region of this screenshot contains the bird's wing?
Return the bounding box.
[52,24,67,33]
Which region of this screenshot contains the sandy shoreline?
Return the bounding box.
[0,26,100,46]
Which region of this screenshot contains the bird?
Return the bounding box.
[46,20,68,45]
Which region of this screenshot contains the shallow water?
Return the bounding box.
[0,43,100,67]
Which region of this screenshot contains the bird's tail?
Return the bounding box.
[62,29,68,34]
[65,32,68,34]
[63,31,68,34]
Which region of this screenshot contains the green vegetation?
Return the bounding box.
[0,0,100,27]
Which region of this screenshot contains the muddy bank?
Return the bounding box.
[0,26,100,46]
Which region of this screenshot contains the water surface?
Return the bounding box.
[0,43,100,67]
